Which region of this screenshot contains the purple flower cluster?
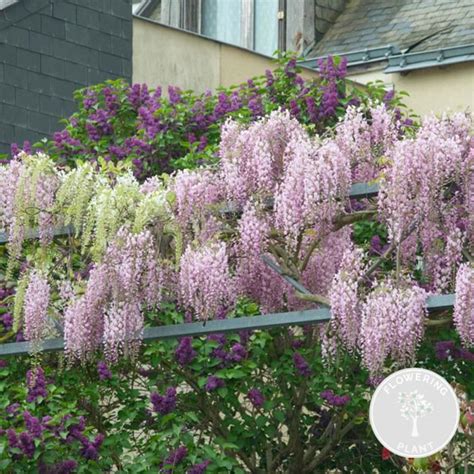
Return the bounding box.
[0,285,14,333]
[318,55,347,80]
[168,85,182,105]
[293,352,312,377]
[367,375,385,387]
[10,140,31,157]
[175,337,197,366]
[81,433,105,460]
[187,460,211,474]
[317,56,347,118]
[127,83,149,109]
[26,367,48,403]
[6,403,20,416]
[435,340,474,362]
[370,235,389,255]
[39,460,78,474]
[284,58,297,78]
[210,336,248,366]
[320,389,351,407]
[3,369,105,465]
[7,429,35,458]
[247,388,265,408]
[41,56,358,179]
[53,130,81,151]
[151,387,177,415]
[66,417,105,460]
[103,86,119,112]
[83,89,97,110]
[291,337,304,349]
[228,343,247,362]
[23,410,45,438]
[162,446,188,472]
[205,376,225,392]
[97,361,112,380]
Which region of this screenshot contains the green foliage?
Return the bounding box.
[33,53,404,179]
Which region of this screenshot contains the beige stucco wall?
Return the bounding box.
[133,17,473,116]
[133,17,319,92]
[349,62,474,117]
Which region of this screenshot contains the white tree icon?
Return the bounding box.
[398,390,434,438]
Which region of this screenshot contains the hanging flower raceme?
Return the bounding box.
[64,227,161,362]
[219,110,306,204]
[0,153,59,263]
[64,263,109,362]
[173,169,222,227]
[453,264,474,347]
[179,242,234,321]
[235,203,288,313]
[23,272,52,347]
[0,158,23,235]
[329,244,365,352]
[359,281,427,376]
[335,104,398,182]
[378,114,472,290]
[299,228,352,301]
[274,136,351,247]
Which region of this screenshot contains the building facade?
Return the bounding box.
[0,0,132,154]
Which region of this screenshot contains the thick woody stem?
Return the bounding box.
[295,291,331,307]
[361,219,419,283]
[331,210,377,231]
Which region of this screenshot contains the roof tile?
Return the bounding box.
[311,0,474,56]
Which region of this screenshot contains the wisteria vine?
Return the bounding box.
[0,106,473,378]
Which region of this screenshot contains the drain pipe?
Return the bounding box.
[278,0,287,53]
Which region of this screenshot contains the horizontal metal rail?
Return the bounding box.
[0,225,74,245]
[0,294,455,357]
[0,183,380,245]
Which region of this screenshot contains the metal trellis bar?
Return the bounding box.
[0,294,455,357]
[0,183,380,244]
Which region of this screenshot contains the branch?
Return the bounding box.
[445,448,474,471]
[262,255,331,308]
[332,210,377,231]
[160,360,258,473]
[462,249,473,263]
[0,331,14,343]
[425,317,452,327]
[299,236,320,274]
[361,239,397,283]
[295,291,331,307]
[304,419,356,472]
[302,415,336,465]
[268,243,300,277]
[360,219,419,283]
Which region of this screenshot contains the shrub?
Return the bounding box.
[17,55,404,178]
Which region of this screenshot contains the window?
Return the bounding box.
[134,0,279,56]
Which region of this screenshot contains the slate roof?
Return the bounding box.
[310,0,474,56]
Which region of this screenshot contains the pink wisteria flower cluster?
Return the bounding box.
[0,153,59,260]
[23,272,51,347]
[3,106,473,374]
[453,263,474,348]
[65,228,161,362]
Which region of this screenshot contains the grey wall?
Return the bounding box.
[0,0,132,155]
